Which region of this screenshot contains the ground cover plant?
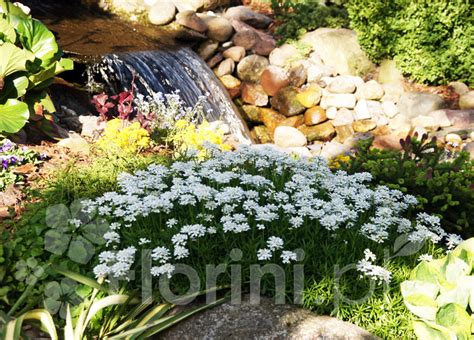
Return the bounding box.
[341,135,474,238]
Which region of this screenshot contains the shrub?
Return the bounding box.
[0,1,73,136]
[346,0,474,85]
[96,118,151,155]
[401,238,474,339]
[341,135,474,238]
[272,0,349,42]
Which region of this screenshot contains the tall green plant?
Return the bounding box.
[0,0,73,136]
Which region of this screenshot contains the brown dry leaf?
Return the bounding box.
[12,163,36,175]
[0,185,21,206]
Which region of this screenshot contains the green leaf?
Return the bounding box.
[412,320,456,340]
[440,253,470,283]
[409,260,443,285]
[0,99,29,133]
[44,229,71,255]
[436,276,473,309]
[0,17,16,42]
[401,280,439,300]
[28,57,73,90]
[404,293,438,320]
[52,265,108,293]
[0,42,34,78]
[436,303,472,340]
[67,237,95,265]
[0,75,29,103]
[14,18,59,66]
[0,1,30,18]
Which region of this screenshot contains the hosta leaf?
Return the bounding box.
[404,293,438,320]
[44,281,61,300]
[0,17,16,42]
[412,320,456,340]
[401,280,439,300]
[0,99,29,133]
[0,1,29,18]
[436,303,472,340]
[436,276,473,309]
[440,253,470,282]
[0,42,34,78]
[409,260,443,285]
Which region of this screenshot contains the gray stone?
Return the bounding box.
[79,115,105,139]
[445,109,474,128]
[398,92,445,119]
[411,115,440,131]
[327,76,356,94]
[172,0,230,12]
[231,20,275,56]
[332,108,354,126]
[176,10,208,33]
[197,40,219,61]
[300,28,375,77]
[269,44,299,67]
[426,110,452,128]
[57,134,90,154]
[215,58,235,77]
[237,55,269,83]
[449,81,469,96]
[148,1,176,25]
[320,93,356,109]
[224,6,272,28]
[463,142,474,160]
[222,46,246,62]
[355,80,384,100]
[204,16,233,42]
[274,126,307,147]
[381,101,399,118]
[376,59,404,85]
[459,91,474,110]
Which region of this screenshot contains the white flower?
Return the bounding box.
[139,238,151,245]
[257,249,272,261]
[418,254,433,262]
[68,219,82,228]
[93,264,110,278]
[104,231,120,246]
[363,249,377,262]
[151,246,170,263]
[281,251,297,264]
[267,236,284,251]
[166,218,178,228]
[446,234,462,250]
[151,264,175,278]
[174,245,190,259]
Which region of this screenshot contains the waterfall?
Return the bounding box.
[94,47,252,144]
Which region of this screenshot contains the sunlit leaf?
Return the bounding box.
[0,98,29,133]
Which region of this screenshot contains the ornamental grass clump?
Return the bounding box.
[80,146,458,286]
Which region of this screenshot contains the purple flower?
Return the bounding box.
[0,140,15,153]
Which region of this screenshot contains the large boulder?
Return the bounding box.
[459,91,474,110]
[224,6,272,28]
[201,15,233,42]
[398,92,445,119]
[148,1,176,25]
[161,296,378,339]
[231,20,275,56]
[300,28,375,77]
[237,55,269,83]
[176,10,208,33]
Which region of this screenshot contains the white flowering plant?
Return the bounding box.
[77,146,456,288]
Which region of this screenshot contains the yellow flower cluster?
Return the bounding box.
[97,119,151,154]
[328,154,351,169]
[168,119,232,159]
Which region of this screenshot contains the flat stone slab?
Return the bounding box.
[160,295,379,339]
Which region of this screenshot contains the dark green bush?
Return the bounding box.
[341,135,474,238]
[346,0,474,85]
[272,0,349,42]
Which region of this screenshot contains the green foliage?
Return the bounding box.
[346,0,474,85]
[272,0,349,42]
[401,238,474,339]
[341,135,474,237]
[0,0,73,135]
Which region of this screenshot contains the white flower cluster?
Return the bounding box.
[84,146,457,279]
[356,249,392,284]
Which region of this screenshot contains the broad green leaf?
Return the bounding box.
[436,276,473,309]
[0,42,33,78]
[28,57,74,89]
[436,303,472,340]
[0,98,29,133]
[44,203,70,229]
[67,237,95,264]
[440,253,470,282]
[0,1,29,18]
[14,17,59,66]
[44,297,61,315]
[453,238,474,271]
[0,17,16,42]
[409,261,443,284]
[44,229,71,255]
[44,281,61,300]
[401,280,439,300]
[404,294,438,320]
[52,265,108,293]
[0,75,29,103]
[84,295,129,326]
[24,90,56,116]
[413,320,456,340]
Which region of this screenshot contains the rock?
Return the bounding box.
[259,108,286,133]
[463,142,474,160]
[269,44,299,67]
[376,59,404,85]
[274,126,307,147]
[215,58,235,77]
[260,66,290,96]
[445,109,474,128]
[174,25,208,41]
[304,106,327,125]
[426,110,452,128]
[296,84,322,108]
[241,105,261,123]
[79,115,105,139]
[320,93,356,109]
[202,16,233,42]
[372,125,391,136]
[251,125,272,143]
[381,101,399,118]
[298,121,336,142]
[398,92,445,119]
[57,134,90,154]
[252,36,276,57]
[355,80,384,100]
[331,108,354,126]
[327,76,356,94]
[220,74,241,90]
[206,52,223,68]
[172,0,230,12]
[232,30,259,50]
[353,119,377,133]
[198,40,219,61]
[382,83,405,103]
[288,64,307,87]
[237,55,269,83]
[224,6,272,28]
[306,64,325,83]
[411,115,440,131]
[459,91,474,110]
[320,141,350,159]
[241,83,268,106]
[449,81,469,95]
[148,1,176,25]
[176,11,208,33]
[271,87,306,117]
[335,124,354,143]
[326,107,337,119]
[372,134,403,150]
[222,46,245,62]
[278,115,305,128]
[300,28,375,77]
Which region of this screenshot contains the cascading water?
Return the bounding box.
[92,47,253,144]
